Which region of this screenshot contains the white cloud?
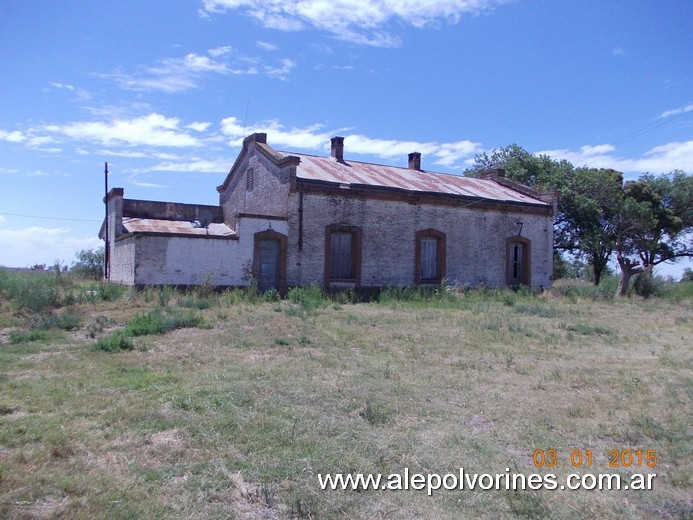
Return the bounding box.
[96,149,150,158]
[537,140,693,174]
[25,135,57,148]
[201,0,507,46]
[264,58,296,79]
[142,159,230,173]
[130,181,169,188]
[102,52,229,93]
[0,129,27,143]
[257,41,278,51]
[659,102,693,119]
[48,81,93,100]
[612,47,625,56]
[0,227,102,268]
[220,117,481,168]
[187,121,212,132]
[101,47,295,92]
[221,117,337,149]
[208,45,233,57]
[42,114,203,148]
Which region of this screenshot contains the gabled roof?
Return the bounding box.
[216,133,552,209]
[288,153,548,206]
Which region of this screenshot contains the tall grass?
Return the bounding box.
[0,268,125,312]
[92,308,207,352]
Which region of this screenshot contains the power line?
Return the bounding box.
[612,109,691,146]
[0,212,101,222]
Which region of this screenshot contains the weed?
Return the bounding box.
[92,331,134,352]
[125,308,205,336]
[91,308,205,352]
[87,282,126,302]
[513,302,557,318]
[86,315,111,338]
[31,310,83,331]
[287,285,328,312]
[505,490,550,518]
[9,329,49,343]
[289,495,318,519]
[560,322,614,336]
[178,294,213,310]
[197,271,216,298]
[360,399,389,425]
[262,288,280,302]
[157,285,176,307]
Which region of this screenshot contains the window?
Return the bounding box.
[506,236,531,286]
[330,232,353,278]
[415,229,446,284]
[325,224,362,286]
[245,168,254,191]
[510,243,523,281]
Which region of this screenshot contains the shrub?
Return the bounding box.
[632,271,663,299]
[179,294,214,309]
[9,329,49,344]
[661,280,693,302]
[90,282,126,302]
[261,287,280,302]
[92,309,205,353]
[7,274,63,312]
[287,285,328,312]
[125,311,169,336]
[92,331,134,352]
[36,310,82,331]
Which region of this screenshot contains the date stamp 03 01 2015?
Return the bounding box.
[532,449,657,469]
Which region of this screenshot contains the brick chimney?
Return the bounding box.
[331,136,344,162]
[408,152,421,170]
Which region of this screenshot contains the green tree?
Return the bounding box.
[71,247,105,280]
[466,147,624,285]
[614,172,692,296]
[466,144,572,189]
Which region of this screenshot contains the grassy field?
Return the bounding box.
[0,273,691,519]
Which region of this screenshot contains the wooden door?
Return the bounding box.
[258,239,280,292]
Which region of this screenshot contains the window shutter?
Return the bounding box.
[420,237,438,280]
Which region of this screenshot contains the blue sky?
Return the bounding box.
[1,0,691,277]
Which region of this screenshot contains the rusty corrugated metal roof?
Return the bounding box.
[290,153,548,206]
[122,217,235,237]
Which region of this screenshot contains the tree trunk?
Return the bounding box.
[616,256,642,297]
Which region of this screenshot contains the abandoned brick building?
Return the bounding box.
[101,133,556,292]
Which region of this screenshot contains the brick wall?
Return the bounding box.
[219,146,291,229]
[286,191,553,288]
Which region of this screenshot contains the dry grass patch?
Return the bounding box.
[0,288,691,518]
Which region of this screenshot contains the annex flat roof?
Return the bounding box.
[288,153,549,206]
[122,217,235,237]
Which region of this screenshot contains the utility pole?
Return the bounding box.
[104,162,109,280]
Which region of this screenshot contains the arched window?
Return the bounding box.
[506,236,531,286]
[415,229,446,284]
[325,224,362,286]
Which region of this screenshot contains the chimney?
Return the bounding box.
[331,136,344,162]
[408,152,421,170]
